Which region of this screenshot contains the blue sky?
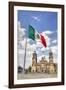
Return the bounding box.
[17,10,58,68]
[18,10,57,32]
[18,10,57,47]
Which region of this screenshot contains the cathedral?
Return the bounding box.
[31,50,57,74]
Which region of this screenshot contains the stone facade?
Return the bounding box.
[31,50,57,74]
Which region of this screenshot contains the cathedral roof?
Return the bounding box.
[39,57,47,64]
[36,63,41,66]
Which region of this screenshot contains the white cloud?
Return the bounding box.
[41,47,45,52]
[27,38,31,43]
[18,49,25,55]
[42,30,53,35]
[37,55,44,61]
[19,38,26,49]
[17,21,32,68]
[17,40,33,68]
[18,21,26,41]
[41,47,49,52]
[36,42,43,48]
[30,44,36,50]
[18,38,37,68]
[52,40,57,44]
[32,16,40,21]
[50,46,57,53]
[18,49,32,68]
[19,36,36,51]
[18,21,21,28]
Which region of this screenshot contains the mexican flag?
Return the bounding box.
[28,25,47,48]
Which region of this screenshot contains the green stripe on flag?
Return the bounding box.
[28,25,35,40]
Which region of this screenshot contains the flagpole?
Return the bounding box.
[23,36,27,74]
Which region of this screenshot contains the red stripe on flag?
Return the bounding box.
[40,34,47,48]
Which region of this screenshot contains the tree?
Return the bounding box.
[25,69,28,74]
[28,66,31,72]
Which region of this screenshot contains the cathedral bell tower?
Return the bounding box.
[32,51,37,66]
[49,49,53,63]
